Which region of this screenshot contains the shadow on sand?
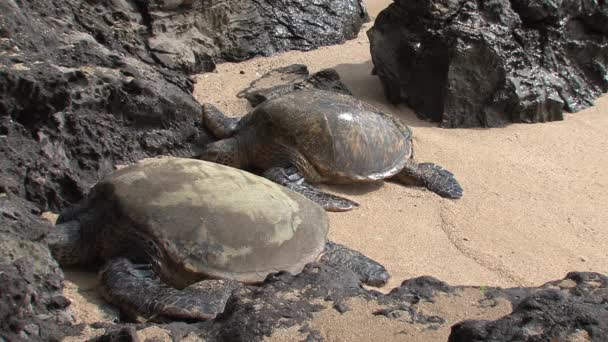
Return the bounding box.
[321,181,384,197]
[330,60,438,129]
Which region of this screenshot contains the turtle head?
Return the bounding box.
[46,220,88,266]
[199,138,245,169]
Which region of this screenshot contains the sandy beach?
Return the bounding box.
[59,1,607,340]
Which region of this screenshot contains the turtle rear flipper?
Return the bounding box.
[263,167,359,212]
[319,241,390,287]
[100,258,240,322]
[394,161,463,199]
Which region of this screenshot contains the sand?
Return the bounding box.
[60,1,607,340]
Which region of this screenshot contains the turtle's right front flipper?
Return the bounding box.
[100,258,241,322]
[263,167,359,212]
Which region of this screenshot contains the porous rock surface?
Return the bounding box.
[368,0,608,127]
[89,271,608,341]
[449,272,608,341]
[0,194,80,341]
[147,0,370,73]
[1,0,210,214]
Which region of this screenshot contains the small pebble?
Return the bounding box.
[333,301,350,314]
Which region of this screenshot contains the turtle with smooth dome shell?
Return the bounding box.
[46,157,389,321]
[200,89,463,211]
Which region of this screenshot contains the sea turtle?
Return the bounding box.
[199,89,463,211]
[46,157,389,321]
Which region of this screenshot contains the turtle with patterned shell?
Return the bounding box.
[200,89,463,211]
[46,157,389,321]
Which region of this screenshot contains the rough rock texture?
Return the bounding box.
[450,272,608,342]
[368,0,608,127]
[89,271,608,341]
[147,0,370,73]
[0,194,81,341]
[0,0,211,214]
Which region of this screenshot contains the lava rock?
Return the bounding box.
[0,195,81,341]
[368,0,608,127]
[0,0,214,213]
[88,271,608,342]
[145,0,370,73]
[204,262,368,341]
[449,272,608,341]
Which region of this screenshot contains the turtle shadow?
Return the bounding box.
[330,60,438,129]
[321,181,384,196]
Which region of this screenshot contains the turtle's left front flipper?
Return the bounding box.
[394,161,463,199]
[318,241,390,287]
[100,258,241,322]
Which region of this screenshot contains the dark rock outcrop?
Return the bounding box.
[449,272,608,342]
[91,271,608,342]
[368,0,608,127]
[147,0,370,73]
[0,0,210,214]
[0,195,80,341]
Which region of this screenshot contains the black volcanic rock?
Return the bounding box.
[368,0,608,127]
[90,271,608,342]
[449,272,608,342]
[0,0,211,213]
[146,0,369,73]
[0,195,80,341]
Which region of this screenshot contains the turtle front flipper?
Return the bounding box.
[100,258,241,322]
[263,167,359,212]
[203,103,240,139]
[393,161,463,199]
[318,241,390,287]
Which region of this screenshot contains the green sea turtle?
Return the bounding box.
[46,157,389,321]
[200,89,463,211]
